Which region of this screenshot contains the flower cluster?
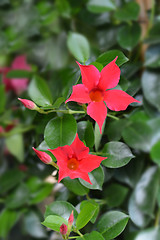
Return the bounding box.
[0,55,31,95]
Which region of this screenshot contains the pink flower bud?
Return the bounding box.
[68,211,74,226]
[60,223,68,235]
[32,147,52,164]
[18,98,37,110]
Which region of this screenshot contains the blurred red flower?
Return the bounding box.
[66,57,140,133]
[48,134,106,184]
[0,55,31,95]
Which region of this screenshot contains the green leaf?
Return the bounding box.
[117,23,141,50]
[105,119,128,141]
[55,0,71,18]
[77,231,105,240]
[95,120,105,151]
[87,0,116,13]
[97,211,129,240]
[63,178,89,196]
[142,71,160,111]
[44,115,77,148]
[0,169,25,194]
[42,215,67,231]
[102,141,134,168]
[77,121,94,148]
[114,1,140,21]
[24,211,47,238]
[79,166,104,190]
[28,75,53,107]
[5,134,24,162]
[135,227,160,240]
[29,183,53,205]
[80,200,99,224]
[44,201,78,224]
[76,201,98,230]
[0,85,6,113]
[5,183,29,209]
[0,209,21,238]
[103,183,129,207]
[67,32,90,63]
[144,45,160,68]
[129,166,159,227]
[6,70,32,78]
[97,50,128,67]
[151,141,160,165]
[122,122,153,152]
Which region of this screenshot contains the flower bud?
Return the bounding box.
[0,126,5,134]
[18,98,37,110]
[60,223,68,236]
[32,147,52,164]
[68,211,74,226]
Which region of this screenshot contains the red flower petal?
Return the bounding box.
[98,57,120,90]
[65,84,90,104]
[76,62,100,91]
[70,134,89,160]
[79,155,106,172]
[104,89,140,111]
[12,55,31,71]
[48,145,73,162]
[87,101,107,134]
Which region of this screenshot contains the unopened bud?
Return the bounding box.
[60,223,68,236]
[0,126,5,134]
[32,147,52,164]
[68,211,74,226]
[18,98,37,110]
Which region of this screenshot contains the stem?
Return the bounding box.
[86,193,91,200]
[107,113,119,120]
[77,230,83,237]
[155,208,160,227]
[149,0,155,28]
[50,161,59,170]
[37,108,85,115]
[68,237,81,239]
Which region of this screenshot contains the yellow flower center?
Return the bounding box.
[67,158,79,170]
[89,89,103,102]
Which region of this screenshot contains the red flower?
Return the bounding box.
[66,58,140,133]
[0,55,31,95]
[32,147,52,164]
[48,134,106,184]
[18,98,37,110]
[60,223,68,236]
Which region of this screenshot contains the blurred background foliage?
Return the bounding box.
[0,0,160,239]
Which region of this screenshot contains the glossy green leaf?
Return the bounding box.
[145,45,160,68]
[79,166,104,190]
[42,215,67,231]
[6,70,32,78]
[28,75,53,107]
[80,200,99,224]
[97,211,129,239]
[117,23,141,50]
[114,2,140,21]
[105,119,128,141]
[63,178,89,196]
[67,32,90,63]
[150,141,160,165]
[76,201,98,230]
[5,183,29,209]
[0,85,6,113]
[0,169,25,194]
[122,122,153,152]
[87,0,116,13]
[24,211,47,238]
[44,115,77,148]
[0,209,21,238]
[97,50,128,67]
[44,201,78,224]
[129,166,159,227]
[103,183,129,207]
[142,71,160,111]
[77,121,94,148]
[77,231,105,240]
[102,141,134,168]
[5,134,24,162]
[135,227,160,240]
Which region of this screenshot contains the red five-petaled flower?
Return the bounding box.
[48,134,106,184]
[66,57,140,133]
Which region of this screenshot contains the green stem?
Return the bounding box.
[90,151,107,156]
[77,230,83,237]
[107,113,119,120]
[155,208,160,227]
[37,108,85,115]
[149,0,155,29]
[50,161,59,170]
[68,237,81,239]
